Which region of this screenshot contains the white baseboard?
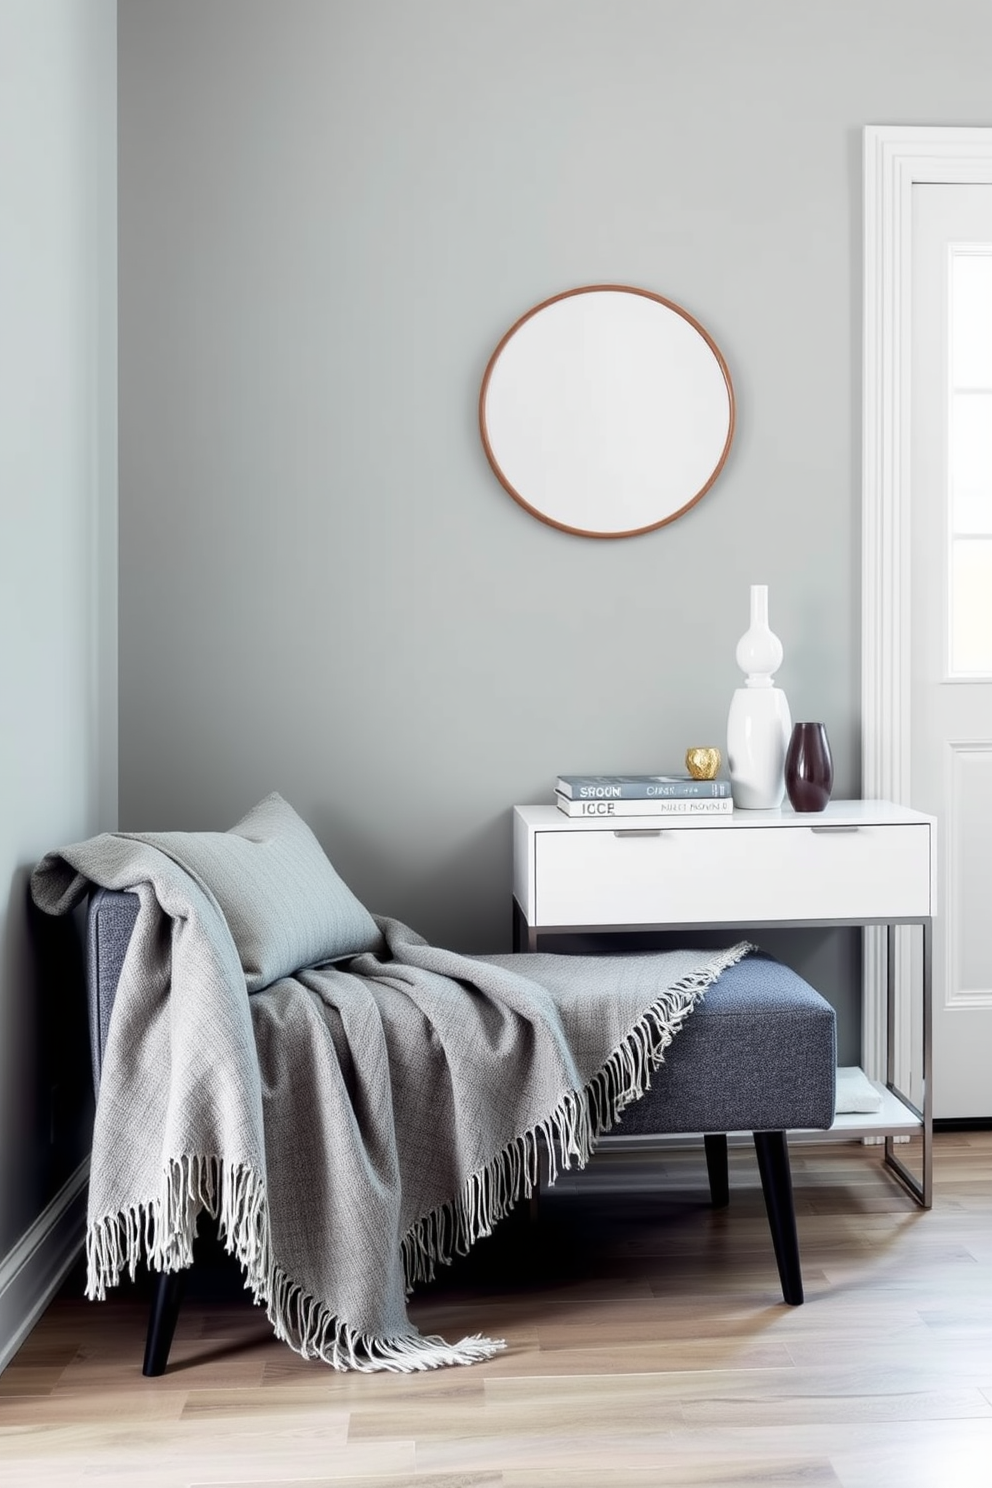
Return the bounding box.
[0,1159,89,1374]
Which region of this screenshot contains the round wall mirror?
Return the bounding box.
[479,284,735,538]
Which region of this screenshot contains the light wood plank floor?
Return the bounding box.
[2,1133,990,1488]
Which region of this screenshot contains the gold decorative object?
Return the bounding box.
[685,746,721,780]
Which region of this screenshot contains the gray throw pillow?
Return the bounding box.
[139,792,383,991]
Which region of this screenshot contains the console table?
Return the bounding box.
[512,799,936,1206]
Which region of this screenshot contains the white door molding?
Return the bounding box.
[862,125,992,1081]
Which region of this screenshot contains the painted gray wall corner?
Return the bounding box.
[0,0,117,1367]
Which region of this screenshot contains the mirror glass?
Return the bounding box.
[479,285,735,538]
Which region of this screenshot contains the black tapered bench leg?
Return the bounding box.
[142,1270,186,1376]
[753,1130,804,1305]
[703,1133,730,1208]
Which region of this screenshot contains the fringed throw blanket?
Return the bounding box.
[31,792,751,1372]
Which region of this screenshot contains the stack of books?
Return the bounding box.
[554,774,733,819]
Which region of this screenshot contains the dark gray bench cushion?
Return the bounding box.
[87,887,140,1094]
[614,950,837,1135]
[87,892,836,1134]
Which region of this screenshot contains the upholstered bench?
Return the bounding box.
[85,890,836,1373]
[605,949,837,1304]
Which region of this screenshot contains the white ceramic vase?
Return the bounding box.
[726,584,792,810]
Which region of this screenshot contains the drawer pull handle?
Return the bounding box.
[809,824,860,833]
[613,829,663,838]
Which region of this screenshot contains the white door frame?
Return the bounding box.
[862,125,992,1079]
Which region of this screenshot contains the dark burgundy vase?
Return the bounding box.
[785,722,834,812]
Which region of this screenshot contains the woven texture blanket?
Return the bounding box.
[31,793,751,1372]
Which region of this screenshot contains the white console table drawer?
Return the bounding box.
[532,820,932,927]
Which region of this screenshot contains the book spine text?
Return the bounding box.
[555,796,734,818]
[557,779,730,799]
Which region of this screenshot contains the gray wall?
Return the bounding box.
[118,1,992,1044]
[0,0,117,1320]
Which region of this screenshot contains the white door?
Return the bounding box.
[911,184,992,1119]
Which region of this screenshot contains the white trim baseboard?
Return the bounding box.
[0,1158,89,1374]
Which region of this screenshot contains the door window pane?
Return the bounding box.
[948,248,992,675]
[950,537,992,674]
[950,391,992,533]
[951,252,992,386]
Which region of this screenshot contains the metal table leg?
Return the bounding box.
[883,919,933,1208]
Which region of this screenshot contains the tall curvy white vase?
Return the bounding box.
[727,584,792,809]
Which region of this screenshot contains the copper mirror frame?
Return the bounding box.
[479,284,736,539]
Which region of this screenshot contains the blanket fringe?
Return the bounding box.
[85,1153,505,1371]
[401,939,754,1290]
[85,940,750,1372]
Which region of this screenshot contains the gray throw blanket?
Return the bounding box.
[30,793,751,1372]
